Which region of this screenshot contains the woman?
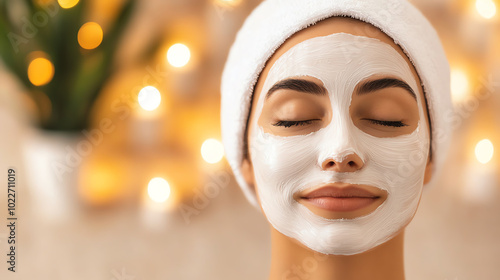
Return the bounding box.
[221,1,452,279]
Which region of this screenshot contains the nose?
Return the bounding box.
[321,153,364,172]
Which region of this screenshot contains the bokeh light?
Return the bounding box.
[28,57,54,86]
[147,177,171,203]
[476,0,497,19]
[58,0,79,9]
[138,86,162,111]
[78,22,103,50]
[214,0,242,7]
[167,43,191,67]
[201,139,224,164]
[450,68,470,103]
[475,139,494,164]
[78,156,126,207]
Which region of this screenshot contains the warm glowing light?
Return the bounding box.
[215,0,242,6]
[58,0,79,9]
[78,22,103,50]
[475,139,494,164]
[167,43,191,67]
[147,177,171,203]
[450,68,469,103]
[28,57,54,86]
[138,86,161,111]
[476,0,497,19]
[201,139,224,164]
[78,159,124,206]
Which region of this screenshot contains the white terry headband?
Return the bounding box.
[221,0,452,208]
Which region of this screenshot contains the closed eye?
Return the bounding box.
[272,119,320,128]
[362,118,408,127]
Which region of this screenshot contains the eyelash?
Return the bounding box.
[272,119,408,128]
[363,118,408,127]
[273,120,316,128]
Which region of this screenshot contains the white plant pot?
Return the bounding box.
[22,128,82,223]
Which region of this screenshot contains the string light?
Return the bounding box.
[167,43,191,68]
[147,177,171,203]
[475,139,494,164]
[78,22,103,50]
[476,0,497,19]
[138,86,162,111]
[201,139,224,164]
[450,68,470,103]
[28,57,54,86]
[57,0,79,9]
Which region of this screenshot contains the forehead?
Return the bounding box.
[252,17,423,104]
[260,33,418,99]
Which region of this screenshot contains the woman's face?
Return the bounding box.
[242,17,433,255]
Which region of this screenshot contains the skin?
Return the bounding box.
[241,17,434,280]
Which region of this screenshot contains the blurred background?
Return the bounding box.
[0,0,499,279]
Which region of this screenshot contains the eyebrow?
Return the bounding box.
[265,78,327,99]
[356,78,417,100]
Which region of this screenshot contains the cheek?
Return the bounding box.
[351,126,430,198]
[249,129,320,186]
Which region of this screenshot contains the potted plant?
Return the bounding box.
[0,0,159,219]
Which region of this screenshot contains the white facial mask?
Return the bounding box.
[249,33,429,255]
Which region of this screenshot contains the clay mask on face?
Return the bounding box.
[249,33,429,255]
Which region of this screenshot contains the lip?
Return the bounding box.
[298,184,384,213]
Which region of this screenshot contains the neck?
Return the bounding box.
[268,228,405,280]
